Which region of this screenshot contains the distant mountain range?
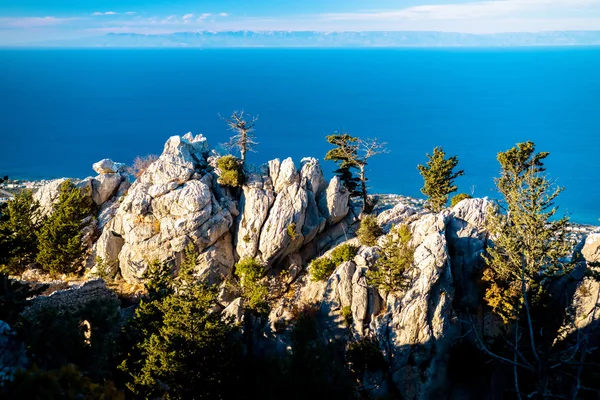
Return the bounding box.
[24,30,600,48]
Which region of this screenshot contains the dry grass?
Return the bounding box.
[131,154,159,178]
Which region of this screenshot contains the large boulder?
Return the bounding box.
[92,158,127,175]
[317,176,350,225]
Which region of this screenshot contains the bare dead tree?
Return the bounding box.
[358,138,389,213]
[220,111,259,163]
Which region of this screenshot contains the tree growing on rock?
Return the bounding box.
[356,214,383,246]
[36,180,92,275]
[0,190,44,274]
[325,133,388,213]
[367,224,414,294]
[417,146,464,213]
[221,110,258,163]
[473,141,595,398]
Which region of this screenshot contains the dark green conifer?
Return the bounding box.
[418,146,464,213]
[36,180,92,275]
[0,190,44,274]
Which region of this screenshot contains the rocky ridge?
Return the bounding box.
[29,133,600,399]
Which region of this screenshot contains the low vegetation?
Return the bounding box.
[130,154,158,179]
[330,244,359,266]
[309,256,336,282]
[216,154,245,187]
[356,214,383,246]
[235,257,269,315]
[450,192,472,207]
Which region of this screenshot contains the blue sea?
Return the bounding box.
[0,48,599,224]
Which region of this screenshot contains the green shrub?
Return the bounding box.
[341,306,353,327]
[309,257,337,282]
[217,155,244,187]
[235,258,269,315]
[366,224,414,294]
[356,214,383,247]
[450,193,472,208]
[287,222,298,240]
[330,244,358,266]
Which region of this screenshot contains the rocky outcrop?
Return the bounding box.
[34,178,68,216]
[446,198,490,310]
[582,233,600,263]
[267,199,489,399]
[235,156,349,267]
[111,134,233,282]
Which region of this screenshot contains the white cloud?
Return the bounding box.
[218,13,230,17]
[322,0,599,21]
[125,11,136,16]
[182,13,194,20]
[93,11,117,16]
[196,13,212,22]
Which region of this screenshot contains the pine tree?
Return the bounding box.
[417,146,464,213]
[325,133,387,213]
[0,190,44,274]
[36,180,92,275]
[474,141,587,398]
[119,254,241,399]
[324,133,361,197]
[366,224,414,294]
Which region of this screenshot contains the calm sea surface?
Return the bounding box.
[0,48,598,224]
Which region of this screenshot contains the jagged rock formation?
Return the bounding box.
[29,134,600,399]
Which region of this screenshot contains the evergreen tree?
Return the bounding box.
[325,133,387,213]
[474,141,589,398]
[36,180,92,275]
[417,146,464,213]
[119,255,241,399]
[324,133,361,197]
[367,224,414,294]
[0,190,44,274]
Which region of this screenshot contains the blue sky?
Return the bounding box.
[1,0,600,44]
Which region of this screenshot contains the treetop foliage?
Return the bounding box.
[418,146,464,213]
[324,133,388,213]
[36,180,93,275]
[0,189,44,274]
